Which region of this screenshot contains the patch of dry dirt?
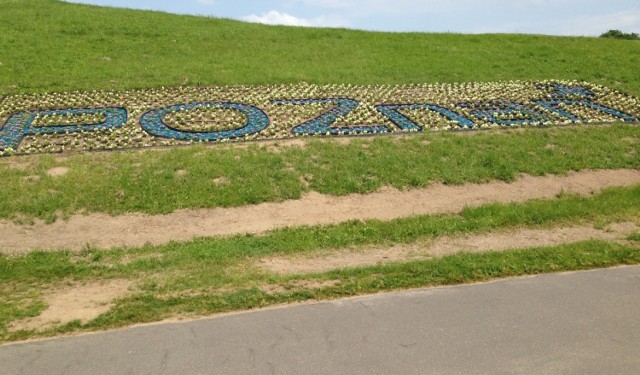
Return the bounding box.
[174,169,188,177]
[9,280,131,332]
[212,176,230,186]
[1,169,639,255]
[263,138,308,152]
[259,280,342,295]
[258,222,639,274]
[45,166,69,177]
[2,160,31,170]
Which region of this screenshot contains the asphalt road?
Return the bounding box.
[2,266,639,374]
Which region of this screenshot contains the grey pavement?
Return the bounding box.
[1,266,639,374]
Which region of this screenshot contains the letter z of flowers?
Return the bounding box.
[272,98,390,135]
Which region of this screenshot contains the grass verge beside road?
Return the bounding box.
[2,241,638,343]
[1,185,639,342]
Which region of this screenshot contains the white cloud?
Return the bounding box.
[241,10,346,28]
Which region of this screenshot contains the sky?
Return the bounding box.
[64,0,640,36]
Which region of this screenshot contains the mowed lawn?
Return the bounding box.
[1,0,639,96]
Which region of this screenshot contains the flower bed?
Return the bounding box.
[0,80,638,156]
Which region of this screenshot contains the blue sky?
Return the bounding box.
[64,0,640,36]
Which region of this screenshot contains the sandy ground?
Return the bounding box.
[1,168,639,255]
[8,280,131,332]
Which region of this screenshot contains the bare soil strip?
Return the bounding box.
[258,222,639,274]
[1,169,640,255]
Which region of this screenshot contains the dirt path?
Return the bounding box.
[258,222,639,274]
[1,169,639,255]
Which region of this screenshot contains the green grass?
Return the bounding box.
[1,124,639,222]
[1,184,640,341]
[1,0,640,96]
[2,241,638,342]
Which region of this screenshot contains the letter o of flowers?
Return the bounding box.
[140,102,270,141]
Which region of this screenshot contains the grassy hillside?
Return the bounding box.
[1,1,640,342]
[1,0,639,95]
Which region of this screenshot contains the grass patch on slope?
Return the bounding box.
[1,0,639,96]
[1,124,638,221]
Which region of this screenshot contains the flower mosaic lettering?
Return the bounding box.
[458,101,552,126]
[272,98,390,135]
[141,102,269,142]
[0,107,126,151]
[0,80,637,156]
[376,104,475,131]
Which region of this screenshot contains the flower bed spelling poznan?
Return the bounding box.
[0,80,638,156]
